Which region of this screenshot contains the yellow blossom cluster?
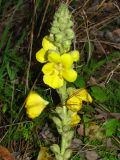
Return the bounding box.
[25,37,93,126]
[66,89,93,126]
[36,36,79,89]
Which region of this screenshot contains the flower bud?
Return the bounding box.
[66,29,75,39]
[64,149,72,160]
[51,27,60,34]
[59,23,67,30]
[50,144,60,154]
[55,33,64,43]
[62,40,71,51]
[52,116,63,133]
[52,20,59,27]
[68,21,74,27]
[63,125,71,132]
[49,3,74,53]
[55,107,64,119]
[70,50,80,61]
[56,155,63,160]
[67,130,74,142]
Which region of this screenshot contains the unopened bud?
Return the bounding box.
[64,149,72,160]
[66,29,75,39]
[55,33,64,42]
[50,144,60,154]
[51,27,60,34]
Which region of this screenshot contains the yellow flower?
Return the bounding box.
[66,88,92,112]
[36,36,57,63]
[42,52,77,89]
[67,96,82,112]
[70,112,81,126]
[70,50,80,62]
[75,89,93,103]
[25,91,48,119]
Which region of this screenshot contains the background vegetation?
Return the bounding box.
[0,0,120,159]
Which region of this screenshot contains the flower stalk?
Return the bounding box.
[25,2,92,160]
[61,106,69,156]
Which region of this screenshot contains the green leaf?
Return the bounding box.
[74,75,86,88]
[83,105,94,112]
[103,119,119,137]
[2,104,7,113]
[90,86,108,102]
[6,63,17,81]
[83,115,90,128]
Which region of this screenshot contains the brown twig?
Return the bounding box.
[26,0,36,92]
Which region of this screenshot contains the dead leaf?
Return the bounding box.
[85,122,104,140]
[85,150,99,160]
[94,41,106,56]
[109,113,120,120]
[37,147,52,160]
[95,108,108,120]
[77,124,84,136]
[95,113,108,120]
[106,138,113,148]
[118,153,120,159]
[89,77,97,86]
[40,123,56,143]
[102,2,115,11]
[0,146,15,160]
[71,138,83,149]
[113,29,120,37]
[106,137,120,151]
[96,108,120,120]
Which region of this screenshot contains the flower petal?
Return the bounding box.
[25,91,48,108]
[61,54,73,69]
[42,63,54,74]
[75,89,93,103]
[67,96,82,112]
[71,50,80,62]
[42,36,57,51]
[26,105,44,119]
[43,74,64,89]
[25,92,48,119]
[36,48,46,63]
[48,52,61,63]
[62,69,77,82]
[70,112,81,126]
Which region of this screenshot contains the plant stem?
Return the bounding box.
[57,84,68,159]
[61,106,67,157]
[57,83,68,105]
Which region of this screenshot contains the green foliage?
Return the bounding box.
[74,75,86,88]
[0,0,33,148]
[21,123,34,141]
[71,155,82,160]
[98,149,118,160]
[0,0,22,49]
[6,63,17,81]
[36,0,43,9]
[82,105,94,113]
[103,119,119,137]
[106,79,120,112]
[90,85,108,102]
[83,51,120,77]
[83,115,90,128]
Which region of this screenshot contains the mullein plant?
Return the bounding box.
[25,3,92,160]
